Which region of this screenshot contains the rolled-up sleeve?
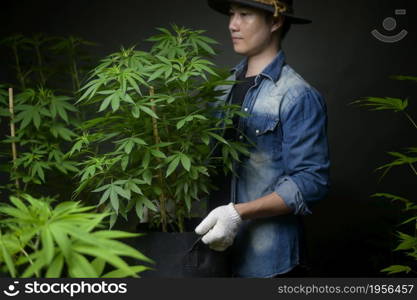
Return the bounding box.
[274,89,330,215]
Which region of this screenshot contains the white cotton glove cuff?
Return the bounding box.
[195,203,242,251]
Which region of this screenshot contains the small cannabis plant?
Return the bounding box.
[0,193,152,278]
[72,25,248,232]
[352,75,417,275]
[0,34,94,196]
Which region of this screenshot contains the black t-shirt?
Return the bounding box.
[223,70,256,142]
[209,70,256,210]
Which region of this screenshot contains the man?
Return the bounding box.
[195,0,330,278]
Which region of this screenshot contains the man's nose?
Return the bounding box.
[229,15,240,32]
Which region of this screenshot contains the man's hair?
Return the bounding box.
[265,13,292,41]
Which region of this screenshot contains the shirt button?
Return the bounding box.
[255,130,260,134]
[244,108,249,112]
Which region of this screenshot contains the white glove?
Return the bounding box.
[195,203,242,251]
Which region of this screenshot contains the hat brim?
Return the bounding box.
[208,0,312,24]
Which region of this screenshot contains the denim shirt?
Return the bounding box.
[215,51,330,277]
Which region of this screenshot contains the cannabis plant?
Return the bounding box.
[73,25,248,232]
[0,193,152,278]
[352,75,417,275]
[0,34,94,196]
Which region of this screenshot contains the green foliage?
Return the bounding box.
[0,86,79,189]
[381,265,412,275]
[350,97,408,112]
[50,36,97,92]
[0,35,152,279]
[0,33,95,195]
[0,194,152,278]
[391,76,417,83]
[73,25,248,232]
[375,151,417,182]
[0,33,95,92]
[353,75,417,275]
[0,85,9,124]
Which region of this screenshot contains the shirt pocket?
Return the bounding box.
[247,114,282,163]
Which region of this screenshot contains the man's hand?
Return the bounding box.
[194,203,242,251]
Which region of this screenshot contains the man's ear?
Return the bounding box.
[271,16,285,33]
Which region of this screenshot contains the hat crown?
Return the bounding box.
[253,0,292,6]
[232,0,294,17]
[254,0,294,15]
[207,0,311,24]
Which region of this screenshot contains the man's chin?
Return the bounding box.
[233,48,248,56]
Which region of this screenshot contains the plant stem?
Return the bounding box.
[68,37,80,93]
[403,112,417,130]
[149,87,168,232]
[8,88,20,190]
[19,244,39,277]
[68,39,81,93]
[34,43,46,86]
[408,163,417,176]
[71,58,81,93]
[70,50,84,121]
[12,44,26,90]
[178,212,184,233]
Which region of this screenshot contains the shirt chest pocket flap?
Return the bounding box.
[251,114,281,137]
[245,113,281,161]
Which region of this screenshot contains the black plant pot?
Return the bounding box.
[123,218,231,278]
[133,231,232,278]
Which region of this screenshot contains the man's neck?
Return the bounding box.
[245,46,281,78]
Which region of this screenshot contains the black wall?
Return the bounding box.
[1,0,416,276]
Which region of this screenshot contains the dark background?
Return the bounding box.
[1,0,416,276]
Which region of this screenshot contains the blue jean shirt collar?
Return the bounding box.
[231,50,286,83]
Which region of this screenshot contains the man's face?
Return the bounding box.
[228,4,277,56]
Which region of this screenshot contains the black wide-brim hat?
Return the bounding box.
[207,0,312,24]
